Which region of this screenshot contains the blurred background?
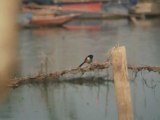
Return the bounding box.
[0,0,160,120]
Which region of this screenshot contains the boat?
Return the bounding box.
[59,1,103,12]
[19,6,80,28]
[23,1,103,13]
[30,13,80,26]
[22,1,131,19]
[56,1,133,19]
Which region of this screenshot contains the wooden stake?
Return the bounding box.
[0,0,19,102]
[111,46,134,120]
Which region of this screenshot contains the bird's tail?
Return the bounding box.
[79,61,85,67]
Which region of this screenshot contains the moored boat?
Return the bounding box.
[59,2,103,12]
[31,13,80,26]
[22,1,131,20]
[20,4,81,28]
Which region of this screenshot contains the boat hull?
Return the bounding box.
[21,14,80,28]
[31,14,80,25]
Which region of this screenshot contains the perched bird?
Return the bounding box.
[79,55,93,67]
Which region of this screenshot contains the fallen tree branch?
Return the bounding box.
[128,65,160,72]
[11,62,111,87]
[10,62,160,88]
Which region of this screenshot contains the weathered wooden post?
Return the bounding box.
[0,0,19,102]
[111,46,134,120]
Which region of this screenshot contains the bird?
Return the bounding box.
[79,55,93,67]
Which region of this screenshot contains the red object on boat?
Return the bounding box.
[61,2,102,12]
[30,14,80,26]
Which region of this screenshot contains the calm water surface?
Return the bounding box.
[0,19,160,120]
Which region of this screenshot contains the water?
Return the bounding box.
[0,19,160,120]
[0,82,117,120]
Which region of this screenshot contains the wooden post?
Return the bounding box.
[111,46,134,120]
[0,0,19,102]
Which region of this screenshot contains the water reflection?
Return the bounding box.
[0,72,160,120]
[130,71,160,120]
[0,82,117,120]
[131,18,160,27]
